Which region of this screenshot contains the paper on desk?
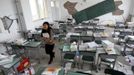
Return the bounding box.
[74,26,84,28]
[102,40,114,48]
[114,32,120,36]
[79,43,88,51]
[0,55,16,66]
[94,33,101,37]
[120,65,133,75]
[101,32,109,37]
[125,55,134,66]
[65,62,72,70]
[106,58,115,62]
[83,70,91,74]
[105,48,116,54]
[128,35,134,40]
[85,42,99,48]
[115,61,133,75]
[0,54,8,60]
[87,31,93,36]
[14,38,27,45]
[63,45,70,52]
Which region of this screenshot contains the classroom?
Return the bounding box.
[0,0,134,75]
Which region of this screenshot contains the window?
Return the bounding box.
[29,0,48,21]
[51,1,55,7]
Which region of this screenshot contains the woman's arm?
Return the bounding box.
[49,29,53,38]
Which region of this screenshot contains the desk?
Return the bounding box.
[114,25,126,29]
[66,33,80,38]
[12,41,42,63]
[127,35,134,41]
[69,33,94,42]
[0,57,21,75]
[114,29,133,37]
[114,56,133,75]
[0,39,14,54]
[123,35,134,55]
[102,40,120,55]
[119,29,133,36]
[96,40,119,71]
[55,20,66,24]
[23,41,42,63]
[96,52,118,71]
[74,26,94,32]
[60,42,97,69]
[118,29,133,40]
[23,41,41,48]
[94,33,109,40]
[61,40,119,71]
[116,56,130,66]
[31,31,42,41]
[104,48,117,55]
[87,31,93,36]
[94,26,105,32]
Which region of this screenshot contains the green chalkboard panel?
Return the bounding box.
[73,0,115,24]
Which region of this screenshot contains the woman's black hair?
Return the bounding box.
[43,22,49,25]
[42,21,52,30]
[43,22,50,27]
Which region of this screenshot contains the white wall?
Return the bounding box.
[58,0,74,20]
[51,1,60,21]
[129,0,134,15]
[20,0,54,31]
[0,0,21,53]
[58,0,131,23]
[14,0,133,31]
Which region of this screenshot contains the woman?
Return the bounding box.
[41,22,55,64]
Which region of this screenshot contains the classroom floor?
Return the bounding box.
[31,42,108,75]
[31,43,124,75]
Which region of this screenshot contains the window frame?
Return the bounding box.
[29,0,48,21]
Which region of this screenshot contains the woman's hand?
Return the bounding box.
[43,37,54,44]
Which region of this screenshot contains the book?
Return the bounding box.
[43,33,50,38]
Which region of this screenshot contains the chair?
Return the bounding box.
[58,34,66,42]
[70,35,80,43]
[52,29,60,34]
[95,40,102,45]
[59,43,76,68]
[81,51,96,70]
[63,53,75,68]
[81,36,93,42]
[104,68,125,75]
[98,54,117,70]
